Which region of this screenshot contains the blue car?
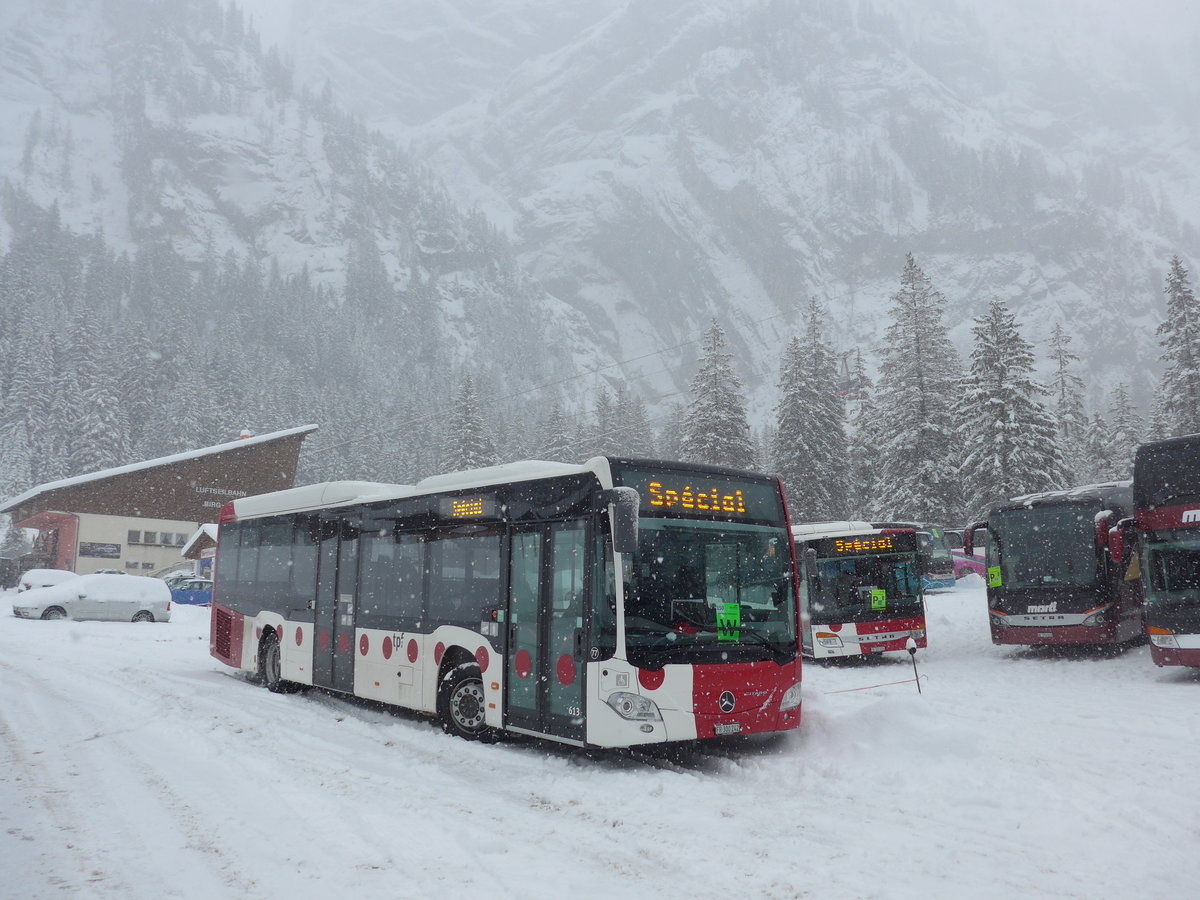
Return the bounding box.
[169,578,213,606]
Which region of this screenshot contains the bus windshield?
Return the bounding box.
[1145,535,1200,607]
[920,528,954,569]
[988,505,1100,589]
[622,519,796,665]
[809,552,921,623]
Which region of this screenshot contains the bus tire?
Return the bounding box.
[438,662,490,740]
[260,632,299,694]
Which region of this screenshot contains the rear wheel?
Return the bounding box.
[132,611,154,623]
[41,606,67,620]
[438,663,490,740]
[259,632,300,693]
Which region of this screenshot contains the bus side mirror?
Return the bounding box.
[1108,518,1133,565]
[1094,511,1113,549]
[964,521,985,556]
[606,487,640,555]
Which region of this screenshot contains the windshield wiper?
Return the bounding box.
[733,623,796,659]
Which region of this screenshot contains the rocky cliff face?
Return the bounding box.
[252,0,1200,415]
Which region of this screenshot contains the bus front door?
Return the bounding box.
[314,526,358,694]
[506,521,588,743]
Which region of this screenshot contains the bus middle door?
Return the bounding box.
[314,522,358,694]
[505,520,588,743]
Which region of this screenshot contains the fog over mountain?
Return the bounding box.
[2,0,1198,451]
[244,0,1200,416]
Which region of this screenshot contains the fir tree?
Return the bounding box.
[1153,256,1200,437]
[612,384,656,458]
[1104,383,1143,479]
[770,300,848,520]
[871,254,962,522]
[681,321,756,470]
[537,403,576,462]
[1046,322,1090,482]
[955,298,1066,517]
[445,374,497,471]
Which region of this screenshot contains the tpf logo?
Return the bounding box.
[1183,509,1200,524]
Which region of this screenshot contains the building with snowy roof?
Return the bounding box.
[0,425,317,576]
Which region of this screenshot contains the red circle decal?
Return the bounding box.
[359,634,370,656]
[407,639,419,663]
[475,646,490,673]
[434,642,445,665]
[638,668,665,690]
[319,629,330,650]
[556,654,575,686]
[382,637,393,660]
[339,632,349,653]
[295,626,303,647]
[515,649,532,679]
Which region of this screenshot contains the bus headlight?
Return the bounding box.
[989,613,1007,629]
[1081,610,1107,627]
[1149,628,1180,649]
[605,692,662,721]
[815,632,843,649]
[780,681,803,711]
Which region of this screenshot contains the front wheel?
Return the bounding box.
[41,606,67,620]
[438,663,490,740]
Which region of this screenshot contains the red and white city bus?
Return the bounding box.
[1130,434,1200,667]
[210,457,803,747]
[791,522,926,659]
[966,482,1143,647]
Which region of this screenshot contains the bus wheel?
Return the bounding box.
[41,606,67,620]
[259,632,297,694]
[439,663,489,740]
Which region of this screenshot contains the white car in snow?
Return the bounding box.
[17,567,79,592]
[12,573,172,623]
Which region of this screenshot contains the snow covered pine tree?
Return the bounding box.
[955,297,1066,518]
[682,320,757,470]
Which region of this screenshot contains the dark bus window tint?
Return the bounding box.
[291,520,318,599]
[259,521,293,583]
[427,531,501,628]
[237,524,261,583]
[593,534,616,660]
[215,525,240,590]
[358,532,425,631]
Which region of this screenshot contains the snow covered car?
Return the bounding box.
[17,568,79,592]
[11,573,172,622]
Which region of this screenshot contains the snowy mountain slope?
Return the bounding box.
[245,0,1200,417]
[0,0,613,408]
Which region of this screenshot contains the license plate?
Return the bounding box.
[714,723,741,736]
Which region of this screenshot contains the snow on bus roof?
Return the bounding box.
[1008,480,1132,506]
[0,425,319,513]
[791,521,879,540]
[231,458,609,520]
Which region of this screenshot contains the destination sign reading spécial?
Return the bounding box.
[834,535,895,553]
[647,481,747,516]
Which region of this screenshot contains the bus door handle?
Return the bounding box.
[573,630,585,658]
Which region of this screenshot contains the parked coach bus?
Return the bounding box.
[210,457,803,748]
[792,522,926,659]
[1131,434,1200,667]
[965,482,1142,647]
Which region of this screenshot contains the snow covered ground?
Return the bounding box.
[1,578,1197,900]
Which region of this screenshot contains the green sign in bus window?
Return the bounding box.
[987,566,1002,588]
[716,602,741,642]
[870,589,887,609]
